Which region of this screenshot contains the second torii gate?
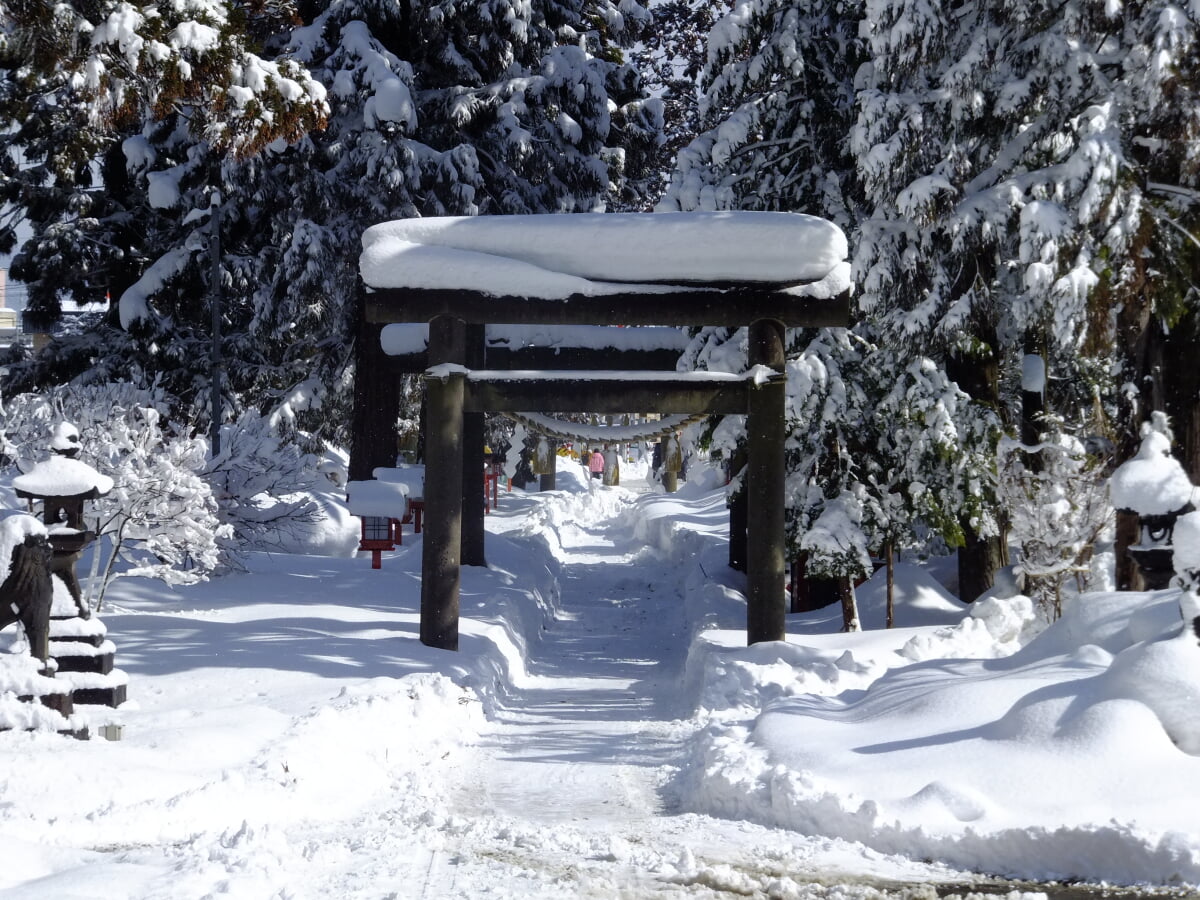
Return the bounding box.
[358,211,851,650]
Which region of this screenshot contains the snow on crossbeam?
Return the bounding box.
[362,211,845,287]
[360,212,850,327]
[380,324,690,356]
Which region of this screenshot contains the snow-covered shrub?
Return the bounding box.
[90,405,229,601]
[998,424,1111,620]
[205,411,323,553]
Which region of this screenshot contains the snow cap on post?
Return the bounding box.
[346,479,410,518]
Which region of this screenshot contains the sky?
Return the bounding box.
[1,454,1199,898]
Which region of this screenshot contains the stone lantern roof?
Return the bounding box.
[1110,432,1196,517]
[13,456,114,504]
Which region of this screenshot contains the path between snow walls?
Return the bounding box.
[413,474,987,898]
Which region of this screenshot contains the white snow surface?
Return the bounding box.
[360,212,848,296]
[380,323,690,356]
[1,459,1198,897]
[1110,431,1196,515]
[344,479,409,518]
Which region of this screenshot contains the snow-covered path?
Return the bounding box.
[403,487,978,898]
[457,501,692,828]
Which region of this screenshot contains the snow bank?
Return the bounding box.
[680,583,1200,884]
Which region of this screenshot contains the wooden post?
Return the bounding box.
[461,324,487,567]
[885,540,895,629]
[746,318,787,644]
[1115,509,1143,591]
[728,445,747,572]
[421,315,466,651]
[539,439,558,491]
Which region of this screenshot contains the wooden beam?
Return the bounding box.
[464,375,748,415]
[384,345,687,374]
[366,286,849,328]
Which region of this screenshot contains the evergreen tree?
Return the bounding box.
[2,0,661,448]
[657,0,862,223]
[0,0,327,320]
[659,0,995,614]
[628,0,730,207]
[853,0,1200,592]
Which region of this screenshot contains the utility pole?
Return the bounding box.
[209,191,223,458]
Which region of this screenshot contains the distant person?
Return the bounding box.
[588,448,604,480]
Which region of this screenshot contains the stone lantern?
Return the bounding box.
[1110,431,1196,590]
[12,422,114,617]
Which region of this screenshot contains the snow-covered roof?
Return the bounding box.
[380,324,689,357]
[1109,432,1196,515]
[346,479,410,518]
[12,456,115,499]
[360,212,849,299]
[373,466,425,497]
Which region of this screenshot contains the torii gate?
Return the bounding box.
[357,211,851,650]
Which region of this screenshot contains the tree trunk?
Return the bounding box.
[1163,310,1200,480]
[958,519,1005,603]
[1113,247,1165,463]
[349,280,401,482]
[838,576,860,632]
[946,326,1004,601]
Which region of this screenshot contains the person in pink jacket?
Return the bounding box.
[588,448,605,480]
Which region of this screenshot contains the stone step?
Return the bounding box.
[53,651,114,675]
[72,682,127,708]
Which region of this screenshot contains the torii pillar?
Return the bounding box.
[746,318,788,644]
[421,315,466,651]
